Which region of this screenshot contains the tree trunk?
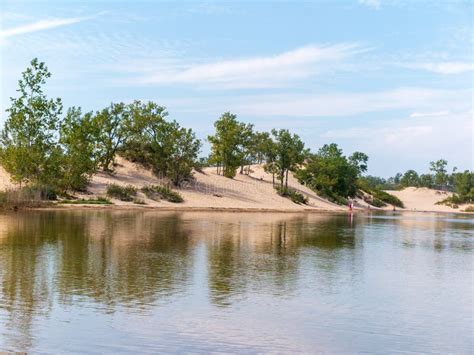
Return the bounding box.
[285,170,289,190]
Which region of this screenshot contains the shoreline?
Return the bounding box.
[5,203,471,215]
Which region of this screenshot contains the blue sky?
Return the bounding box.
[0,0,472,177]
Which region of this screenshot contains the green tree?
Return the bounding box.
[429,159,448,188]
[94,102,135,172]
[0,58,63,186]
[208,112,253,178]
[452,170,474,202]
[58,107,100,191]
[296,143,361,202]
[166,123,201,186]
[419,173,434,188]
[271,129,306,190]
[400,169,419,187]
[349,151,369,176]
[122,101,201,185]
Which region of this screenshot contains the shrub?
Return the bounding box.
[133,197,146,205]
[141,185,184,203]
[463,205,474,212]
[106,184,137,201]
[358,184,404,208]
[363,194,385,207]
[275,186,308,204]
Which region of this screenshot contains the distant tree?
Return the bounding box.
[0,58,63,186]
[419,174,434,188]
[452,170,474,202]
[400,170,420,187]
[429,159,448,188]
[253,131,273,164]
[271,129,306,190]
[349,152,369,176]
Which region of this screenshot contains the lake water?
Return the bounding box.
[0,210,472,353]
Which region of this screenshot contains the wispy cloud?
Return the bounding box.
[0,15,95,39]
[409,110,450,118]
[358,0,381,9]
[127,43,367,89]
[405,62,474,74]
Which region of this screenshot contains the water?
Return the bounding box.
[0,210,472,353]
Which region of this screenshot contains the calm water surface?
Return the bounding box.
[0,210,472,353]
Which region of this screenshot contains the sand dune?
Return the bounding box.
[386,187,469,213]
[86,157,342,211]
[0,158,471,213]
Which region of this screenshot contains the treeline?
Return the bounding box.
[206,112,370,204]
[0,59,201,193]
[3,59,470,208]
[360,159,474,204]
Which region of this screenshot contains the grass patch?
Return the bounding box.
[463,205,474,212]
[275,186,308,205]
[106,184,137,201]
[141,185,184,203]
[359,184,404,208]
[60,197,112,205]
[0,185,57,209]
[133,197,147,205]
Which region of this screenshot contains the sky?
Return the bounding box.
[0,0,472,177]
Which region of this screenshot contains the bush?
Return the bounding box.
[133,197,146,205]
[463,205,474,212]
[106,184,137,201]
[363,194,386,207]
[358,184,404,208]
[141,185,184,203]
[275,186,308,204]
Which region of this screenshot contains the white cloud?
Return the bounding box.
[228,88,470,117]
[407,62,474,74]
[410,110,450,118]
[129,43,366,89]
[0,16,94,39]
[358,0,381,9]
[320,111,473,173]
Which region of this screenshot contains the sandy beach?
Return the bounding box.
[0,157,472,214]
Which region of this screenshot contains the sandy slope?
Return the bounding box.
[386,187,469,213]
[86,157,343,211]
[0,166,15,191]
[0,158,471,213]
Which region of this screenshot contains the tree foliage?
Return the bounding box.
[296,143,363,202]
[0,58,63,186]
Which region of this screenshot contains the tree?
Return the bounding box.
[296,143,362,202]
[208,112,253,178]
[121,101,201,185]
[166,125,201,186]
[94,102,135,172]
[419,174,434,188]
[400,170,419,187]
[452,170,474,202]
[430,159,448,188]
[349,152,368,176]
[271,129,306,190]
[58,107,100,191]
[0,58,63,186]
